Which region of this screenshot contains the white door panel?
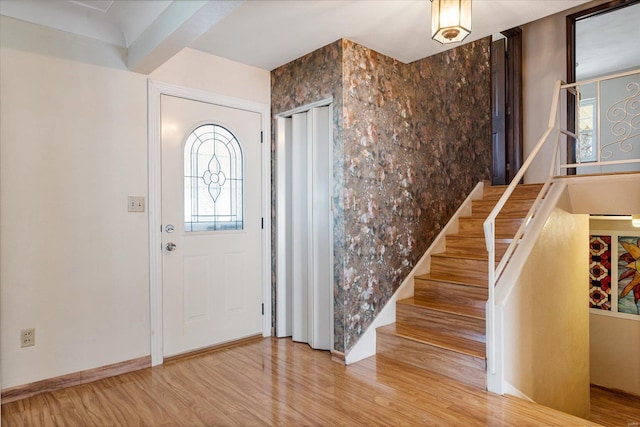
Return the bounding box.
[278,106,332,350]
[161,94,262,357]
[309,106,331,349]
[291,112,308,343]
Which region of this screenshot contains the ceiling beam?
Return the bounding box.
[127,0,243,74]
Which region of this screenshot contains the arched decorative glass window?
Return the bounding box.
[184,124,243,232]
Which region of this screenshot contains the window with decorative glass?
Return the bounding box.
[184,124,243,232]
[578,98,597,162]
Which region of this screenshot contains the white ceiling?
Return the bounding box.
[575,2,640,80]
[0,0,173,47]
[190,0,589,70]
[1,0,594,71]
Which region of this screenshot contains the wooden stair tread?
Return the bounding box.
[456,217,523,238]
[459,216,524,224]
[454,230,521,239]
[445,234,513,243]
[431,251,498,262]
[429,270,487,286]
[376,182,544,390]
[413,281,487,313]
[398,297,485,320]
[486,183,544,188]
[414,273,487,289]
[444,235,515,252]
[482,185,544,201]
[471,211,532,220]
[472,197,535,206]
[481,195,538,201]
[468,211,533,219]
[470,200,537,219]
[377,324,486,359]
[482,195,541,201]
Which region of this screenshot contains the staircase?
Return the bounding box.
[376,183,544,389]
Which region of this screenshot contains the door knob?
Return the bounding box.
[165,242,177,252]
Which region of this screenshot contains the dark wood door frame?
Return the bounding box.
[491,28,523,185]
[491,38,507,185]
[565,0,639,173]
[502,27,523,184]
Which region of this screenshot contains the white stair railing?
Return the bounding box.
[483,68,639,393]
[561,70,640,170]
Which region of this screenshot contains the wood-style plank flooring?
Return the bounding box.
[2,338,638,426]
[589,385,640,427]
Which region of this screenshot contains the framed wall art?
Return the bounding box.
[590,230,640,319]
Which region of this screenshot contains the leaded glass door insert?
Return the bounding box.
[184,124,243,231]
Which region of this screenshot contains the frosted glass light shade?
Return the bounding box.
[431,0,472,44]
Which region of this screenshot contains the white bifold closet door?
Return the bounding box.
[276,106,332,350]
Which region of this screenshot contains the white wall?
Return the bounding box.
[589,219,640,397]
[590,315,640,396]
[150,48,270,104]
[494,174,640,411]
[0,17,149,390]
[522,8,567,184]
[521,0,608,183]
[0,16,269,389]
[501,189,591,418]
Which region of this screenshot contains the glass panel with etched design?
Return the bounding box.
[184,124,243,232]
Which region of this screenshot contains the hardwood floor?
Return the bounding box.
[2,338,637,426]
[589,385,640,427]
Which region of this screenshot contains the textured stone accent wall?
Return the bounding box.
[270,41,345,339]
[271,38,491,353]
[340,41,417,350]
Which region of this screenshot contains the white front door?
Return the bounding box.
[160,94,263,357]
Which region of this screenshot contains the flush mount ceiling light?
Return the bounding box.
[430,0,472,44]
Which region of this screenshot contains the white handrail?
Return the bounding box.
[560,68,639,89]
[483,68,640,387]
[483,80,561,376]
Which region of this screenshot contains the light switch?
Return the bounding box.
[128,196,145,212]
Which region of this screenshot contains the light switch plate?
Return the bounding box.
[128,196,145,212]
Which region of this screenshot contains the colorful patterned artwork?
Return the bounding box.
[589,235,612,310]
[618,236,640,316]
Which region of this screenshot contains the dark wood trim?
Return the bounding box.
[501,27,523,183]
[330,349,346,364]
[566,0,639,82]
[1,337,266,405]
[1,356,151,404]
[565,0,639,173]
[490,27,524,185]
[491,38,507,185]
[591,383,640,399]
[164,334,264,363]
[567,0,637,23]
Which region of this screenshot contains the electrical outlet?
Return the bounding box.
[21,328,35,347]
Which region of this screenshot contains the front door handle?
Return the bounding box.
[165,242,177,252]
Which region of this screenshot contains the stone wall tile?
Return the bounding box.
[272,37,491,354]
